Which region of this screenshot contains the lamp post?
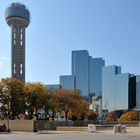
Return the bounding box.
[7,100,11,132]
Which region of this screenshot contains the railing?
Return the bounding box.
[35,120,139,131]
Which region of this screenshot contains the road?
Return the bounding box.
[0,132,140,140]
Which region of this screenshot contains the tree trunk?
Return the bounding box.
[65,111,68,121]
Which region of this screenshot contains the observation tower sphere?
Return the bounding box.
[5,3,30,83]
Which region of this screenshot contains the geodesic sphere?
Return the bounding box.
[5,3,30,27]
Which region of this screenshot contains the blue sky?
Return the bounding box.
[0,0,140,84]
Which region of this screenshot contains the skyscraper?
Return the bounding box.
[5,3,30,83]
[136,81,140,109]
[102,65,136,112]
[71,50,105,97]
[89,57,105,96]
[102,65,121,112]
[72,50,89,96]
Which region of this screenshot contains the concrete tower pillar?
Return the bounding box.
[11,26,25,82]
[5,3,30,83]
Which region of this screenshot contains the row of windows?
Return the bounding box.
[14,63,22,68]
[13,63,23,75]
[14,69,22,75]
[13,28,23,46]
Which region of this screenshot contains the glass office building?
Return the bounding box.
[114,73,130,111]
[89,57,105,96]
[46,84,62,91]
[72,50,105,97]
[72,50,89,96]
[102,65,137,112]
[102,65,121,112]
[136,81,140,109]
[59,75,76,90]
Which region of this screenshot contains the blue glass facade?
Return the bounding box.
[102,66,121,112]
[102,65,137,112]
[59,75,76,90]
[71,50,105,97]
[72,50,89,96]
[114,73,130,111]
[5,3,30,23]
[46,84,61,91]
[136,81,140,109]
[89,57,105,96]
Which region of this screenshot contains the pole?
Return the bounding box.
[7,101,10,133]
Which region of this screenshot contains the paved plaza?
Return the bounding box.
[0,131,140,140]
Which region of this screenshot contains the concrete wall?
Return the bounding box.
[57,126,88,131]
[0,120,35,132]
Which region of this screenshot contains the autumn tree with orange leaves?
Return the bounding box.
[119,111,139,122]
[0,78,25,119]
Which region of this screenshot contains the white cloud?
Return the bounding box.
[1,57,6,60]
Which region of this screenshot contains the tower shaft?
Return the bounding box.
[11,25,25,83]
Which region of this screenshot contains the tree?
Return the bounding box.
[55,89,90,121]
[24,82,49,119]
[68,91,89,120]
[0,78,25,119]
[44,91,59,120]
[55,89,76,121]
[86,110,97,120]
[106,112,119,121]
[119,111,139,122]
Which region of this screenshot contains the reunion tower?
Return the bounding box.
[5,3,30,83]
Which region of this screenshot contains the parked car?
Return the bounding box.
[0,124,7,132]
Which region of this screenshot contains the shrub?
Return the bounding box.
[119,111,139,122]
[106,112,118,121]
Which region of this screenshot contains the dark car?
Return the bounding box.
[0,124,7,132]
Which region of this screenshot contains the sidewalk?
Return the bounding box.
[126,127,140,135]
[8,127,140,136]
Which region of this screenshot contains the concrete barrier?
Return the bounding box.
[88,124,96,132]
[0,120,35,132]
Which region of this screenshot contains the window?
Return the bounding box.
[14,33,16,39]
[20,64,22,68]
[14,69,16,74]
[14,63,16,68]
[14,40,16,45]
[20,69,22,75]
[14,28,16,33]
[20,41,23,46]
[20,28,22,33]
[20,34,22,40]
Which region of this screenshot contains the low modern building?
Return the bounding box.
[46,84,61,91]
[59,75,76,90]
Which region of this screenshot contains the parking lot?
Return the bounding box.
[0,131,140,140]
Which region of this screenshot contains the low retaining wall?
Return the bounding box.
[95,125,114,130]
[0,120,35,132]
[57,126,88,131]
